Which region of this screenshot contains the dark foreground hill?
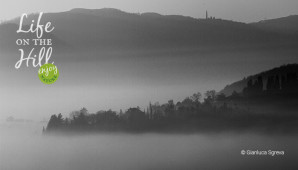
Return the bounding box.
[44,64,298,135]
[218,64,298,116]
[220,64,298,96]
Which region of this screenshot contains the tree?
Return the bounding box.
[190,92,202,103]
[216,93,226,101]
[80,107,89,115]
[69,107,89,120]
[182,97,193,105]
[231,91,240,99]
[96,110,118,123]
[205,90,216,102]
[165,100,175,119]
[46,113,64,131]
[69,110,80,119]
[72,111,89,129]
[126,107,146,124]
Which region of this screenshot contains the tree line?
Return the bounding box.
[44,89,298,134]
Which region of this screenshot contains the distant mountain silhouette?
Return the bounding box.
[251,15,298,35]
[1,8,297,52]
[69,8,128,16]
[220,64,298,96]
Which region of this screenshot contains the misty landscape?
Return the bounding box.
[1,121,298,170]
[1,4,298,170]
[45,63,298,134]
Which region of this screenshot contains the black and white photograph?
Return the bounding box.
[0,0,298,169]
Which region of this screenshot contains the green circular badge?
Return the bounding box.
[38,63,59,84]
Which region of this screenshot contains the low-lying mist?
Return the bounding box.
[1,121,297,170]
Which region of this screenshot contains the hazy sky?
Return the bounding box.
[0,0,297,23]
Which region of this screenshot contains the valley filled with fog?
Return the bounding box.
[1,121,297,170]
